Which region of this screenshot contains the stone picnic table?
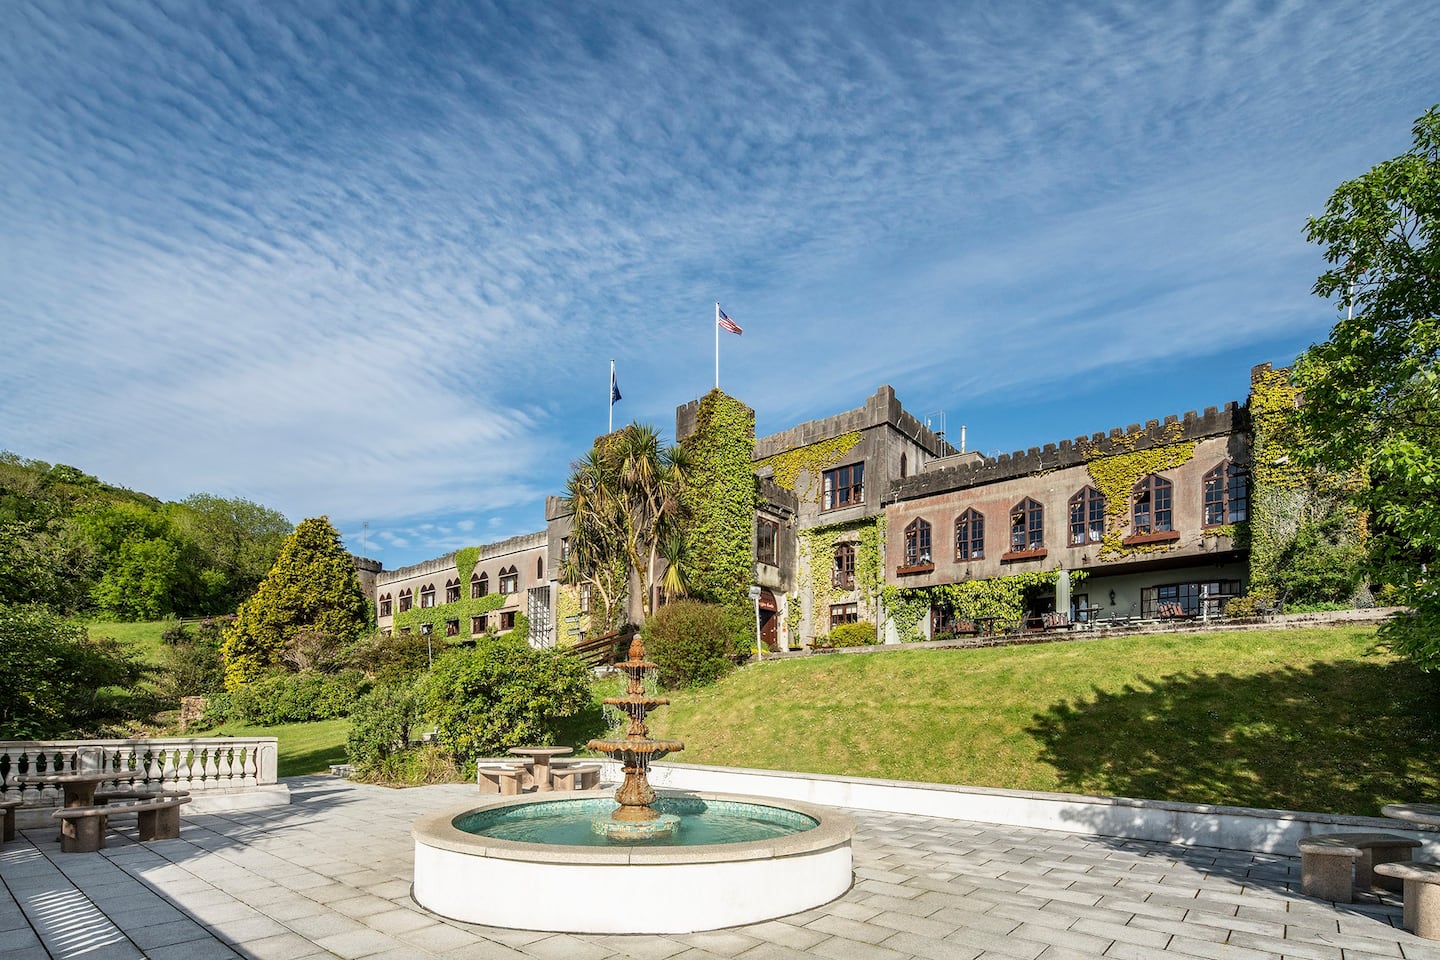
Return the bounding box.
[507,746,573,792]
[1382,803,1440,827]
[14,771,119,809]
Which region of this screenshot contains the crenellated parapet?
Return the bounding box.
[894,402,1245,502]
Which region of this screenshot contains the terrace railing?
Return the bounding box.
[0,737,279,807]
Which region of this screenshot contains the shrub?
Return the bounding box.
[826,622,878,647]
[344,629,432,682]
[214,669,370,725]
[422,636,595,761]
[642,600,750,688]
[346,680,425,772]
[0,603,150,738]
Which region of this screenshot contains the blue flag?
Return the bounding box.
[611,370,622,405]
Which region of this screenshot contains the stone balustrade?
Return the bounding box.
[1,738,285,825]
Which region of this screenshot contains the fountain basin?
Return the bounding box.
[412,791,854,933]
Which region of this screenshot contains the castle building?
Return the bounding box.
[368,374,1260,651]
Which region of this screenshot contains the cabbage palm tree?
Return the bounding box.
[562,423,690,622]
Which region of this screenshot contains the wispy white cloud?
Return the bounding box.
[1,0,1435,565]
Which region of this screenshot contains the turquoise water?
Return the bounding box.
[454,797,818,847]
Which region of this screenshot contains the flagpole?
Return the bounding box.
[714,302,720,390]
[609,359,615,433]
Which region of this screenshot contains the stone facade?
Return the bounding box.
[364,380,1258,652]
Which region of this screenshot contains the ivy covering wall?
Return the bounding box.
[795,516,885,642]
[1245,365,1367,603]
[1081,422,1196,559]
[391,593,507,635]
[680,390,757,607]
[882,570,1087,643]
[756,432,860,503]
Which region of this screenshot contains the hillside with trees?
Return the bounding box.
[0,452,291,619]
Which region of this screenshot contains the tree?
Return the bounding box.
[168,494,291,612]
[1297,105,1440,666]
[421,637,595,760]
[0,603,148,738]
[561,423,690,622]
[222,517,370,688]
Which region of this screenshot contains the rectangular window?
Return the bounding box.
[579,584,592,614]
[471,615,486,634]
[1140,580,1241,617]
[446,583,460,603]
[560,537,571,563]
[398,594,413,612]
[829,603,858,629]
[445,618,459,637]
[499,611,516,631]
[500,571,518,594]
[822,462,864,511]
[378,598,392,617]
[756,518,779,566]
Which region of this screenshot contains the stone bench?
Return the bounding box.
[476,762,530,795]
[552,763,602,791]
[1297,832,1422,901]
[1375,861,1440,940]
[95,788,191,804]
[0,798,21,844]
[53,795,191,853]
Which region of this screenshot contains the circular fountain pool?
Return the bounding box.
[412,790,854,933]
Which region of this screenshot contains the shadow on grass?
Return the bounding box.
[1028,656,1440,817]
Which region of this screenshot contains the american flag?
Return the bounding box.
[717,307,743,335]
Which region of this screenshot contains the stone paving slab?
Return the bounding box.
[2,777,1440,960]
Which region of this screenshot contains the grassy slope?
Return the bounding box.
[82,619,172,665]
[209,719,350,778]
[649,625,1440,817]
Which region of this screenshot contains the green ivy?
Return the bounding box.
[392,593,507,636]
[1081,423,1196,560]
[757,432,860,504]
[681,390,756,607]
[795,516,884,643]
[882,569,1087,643]
[454,546,480,585]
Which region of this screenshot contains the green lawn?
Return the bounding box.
[81,619,174,665]
[648,625,1440,817]
[208,719,351,778]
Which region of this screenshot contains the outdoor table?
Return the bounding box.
[15,772,118,809]
[1382,803,1440,827]
[507,746,573,793]
[1076,605,1102,629]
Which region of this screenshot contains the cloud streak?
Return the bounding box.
[2,0,1435,564]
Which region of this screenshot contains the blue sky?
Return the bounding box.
[2,1,1436,569]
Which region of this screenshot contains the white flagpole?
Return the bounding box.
[609,359,615,433]
[714,302,720,390]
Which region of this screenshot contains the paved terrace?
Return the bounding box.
[2,777,1437,960]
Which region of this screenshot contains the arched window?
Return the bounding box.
[955,509,984,560]
[1068,487,1106,545]
[899,453,908,478]
[1133,475,1173,534]
[904,518,932,566]
[472,571,489,598]
[536,557,544,580]
[445,578,460,603]
[378,593,393,617]
[499,566,519,594]
[832,542,856,589]
[1204,462,1249,525]
[397,588,413,612]
[419,583,436,608]
[1010,498,1044,551]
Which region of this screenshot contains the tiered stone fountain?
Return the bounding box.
[585,635,685,840]
[412,633,855,933]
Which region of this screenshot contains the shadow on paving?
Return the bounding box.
[1027,657,1440,817]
